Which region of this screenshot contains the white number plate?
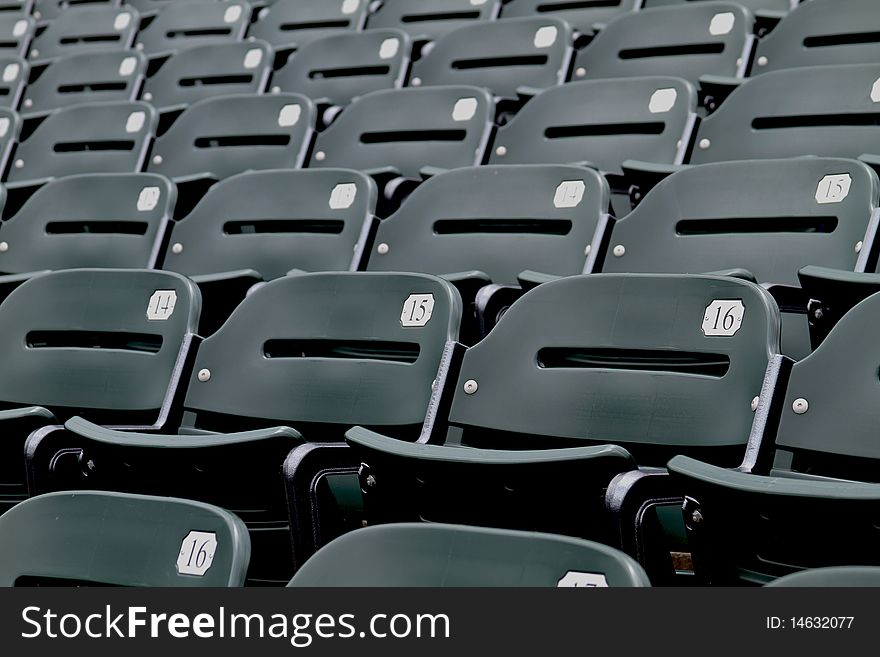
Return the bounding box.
[702,300,745,337]
[400,294,435,327]
[177,531,217,577]
[557,571,609,587]
[147,290,177,321]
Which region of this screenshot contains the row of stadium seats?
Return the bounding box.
[0,266,879,586]
[0,157,876,352]
[0,0,875,120]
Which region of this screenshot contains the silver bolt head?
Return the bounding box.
[792,398,809,414]
[377,243,389,255]
[751,396,759,412]
[612,245,626,257]
[171,242,183,255]
[464,379,479,395]
[197,368,211,382]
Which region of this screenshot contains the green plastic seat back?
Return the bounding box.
[449,274,779,452]
[643,0,791,11]
[0,268,199,423]
[311,86,493,179]
[0,491,249,586]
[0,56,24,108]
[597,158,879,287]
[766,567,880,587]
[489,77,696,175]
[32,0,118,22]
[26,421,301,585]
[754,0,880,74]
[148,93,315,182]
[249,0,369,51]
[368,0,500,43]
[271,29,410,107]
[21,51,145,116]
[773,289,880,470]
[0,173,174,273]
[289,523,650,587]
[501,0,638,33]
[690,64,880,165]
[366,165,609,284]
[7,101,156,186]
[574,3,752,85]
[410,17,571,100]
[164,169,375,279]
[136,1,250,57]
[29,6,139,62]
[183,272,461,431]
[0,15,34,58]
[143,40,272,113]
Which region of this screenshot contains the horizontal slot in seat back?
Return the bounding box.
[249,0,369,52]
[367,0,500,43]
[135,0,251,57]
[500,0,639,34]
[28,5,138,62]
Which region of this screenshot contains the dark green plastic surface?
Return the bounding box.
[148,93,315,182]
[410,16,571,99]
[753,0,880,74]
[0,56,25,108]
[450,274,779,449]
[0,173,174,273]
[690,64,880,164]
[163,168,375,279]
[6,101,156,187]
[136,1,250,57]
[0,491,250,586]
[643,0,790,11]
[272,29,410,107]
[143,40,272,113]
[489,77,696,174]
[501,0,639,33]
[183,272,461,429]
[367,0,500,42]
[33,0,116,22]
[574,3,751,84]
[249,0,369,51]
[365,165,609,284]
[311,86,493,179]
[289,523,650,587]
[29,5,138,63]
[0,268,199,418]
[21,50,145,116]
[598,158,879,287]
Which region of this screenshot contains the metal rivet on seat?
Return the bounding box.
[584,244,591,256]
[143,92,153,101]
[411,77,422,86]
[23,98,32,108]
[152,155,163,165]
[495,145,507,157]
[612,245,625,257]
[464,379,478,394]
[575,67,586,78]
[0,242,8,253]
[171,242,183,255]
[691,510,703,525]
[757,56,768,67]
[271,85,280,94]
[198,368,211,382]
[792,398,809,414]
[136,42,144,50]
[736,58,742,67]
[315,151,326,161]
[699,138,711,150]
[365,474,377,487]
[377,243,389,255]
[855,240,863,253]
[751,396,759,412]
[14,159,23,169]
[33,10,40,19]
[30,49,38,58]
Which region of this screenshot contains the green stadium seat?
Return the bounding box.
[249,0,369,52]
[500,0,639,35]
[766,567,880,587]
[135,1,250,58]
[0,491,249,586]
[289,523,650,587]
[409,17,572,100]
[142,41,273,114]
[28,5,138,64]
[20,51,145,117]
[0,15,34,58]
[367,0,500,44]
